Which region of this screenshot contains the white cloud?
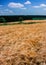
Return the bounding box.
[40,4,46,7]
[0,9,14,14]
[21,7,27,9]
[33,6,40,8]
[9,10,13,13]
[0,9,14,15]
[4,9,14,13]
[24,1,31,4]
[33,4,46,8]
[8,2,24,8]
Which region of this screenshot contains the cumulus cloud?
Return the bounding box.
[33,4,46,8]
[40,4,46,7]
[8,2,24,8]
[33,6,40,8]
[24,1,31,4]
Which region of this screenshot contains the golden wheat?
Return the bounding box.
[0,20,46,65]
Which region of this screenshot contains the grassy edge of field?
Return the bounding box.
[0,21,44,26]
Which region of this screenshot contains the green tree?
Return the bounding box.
[0,17,6,24]
[19,17,23,23]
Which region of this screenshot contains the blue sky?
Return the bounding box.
[0,0,46,15]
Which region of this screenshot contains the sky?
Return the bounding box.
[0,0,46,15]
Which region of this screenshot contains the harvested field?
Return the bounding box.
[0,20,46,65]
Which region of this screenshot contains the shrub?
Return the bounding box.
[0,17,7,24]
[19,17,23,23]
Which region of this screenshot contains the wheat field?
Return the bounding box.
[0,20,46,65]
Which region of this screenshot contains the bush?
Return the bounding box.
[0,17,6,24]
[19,17,23,23]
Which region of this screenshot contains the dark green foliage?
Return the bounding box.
[0,17,6,24]
[19,17,23,23]
[32,17,46,20]
[0,16,46,23]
